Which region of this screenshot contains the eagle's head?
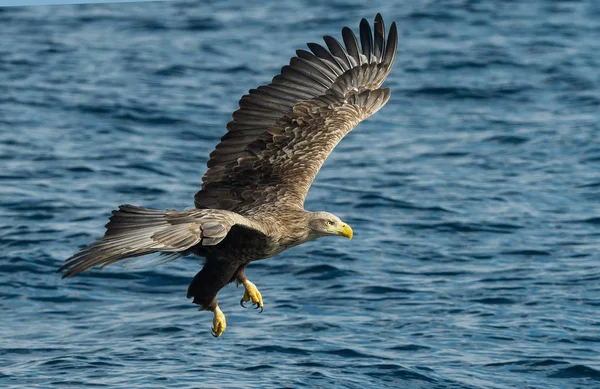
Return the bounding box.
[307,211,353,240]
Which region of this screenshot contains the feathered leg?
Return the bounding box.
[187,257,241,337]
[236,265,263,313]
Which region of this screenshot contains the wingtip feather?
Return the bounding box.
[383,21,398,69]
[359,18,373,62]
[373,13,386,59]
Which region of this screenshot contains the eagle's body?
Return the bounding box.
[61,14,398,336]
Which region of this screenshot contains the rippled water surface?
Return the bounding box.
[2,1,600,388]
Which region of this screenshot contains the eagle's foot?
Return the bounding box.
[240,280,263,313]
[211,306,226,337]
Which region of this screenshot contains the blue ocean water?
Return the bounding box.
[1,1,599,388]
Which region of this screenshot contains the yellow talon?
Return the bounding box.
[240,280,263,313]
[211,306,226,337]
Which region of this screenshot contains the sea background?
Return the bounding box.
[1,1,599,388]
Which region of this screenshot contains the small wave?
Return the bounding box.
[294,264,355,280]
[354,193,453,213]
[241,364,275,371]
[322,348,375,359]
[153,64,188,77]
[116,163,173,178]
[389,344,431,351]
[365,363,437,383]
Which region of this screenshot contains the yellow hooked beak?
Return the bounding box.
[336,223,353,240]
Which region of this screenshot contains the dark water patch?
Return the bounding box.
[241,364,275,371]
[420,270,469,276]
[362,286,417,294]
[48,381,109,388]
[248,345,310,356]
[532,359,570,367]
[183,17,222,32]
[485,285,526,292]
[480,276,534,283]
[471,298,515,305]
[153,64,188,77]
[67,166,95,173]
[483,135,530,145]
[28,294,98,304]
[389,344,431,351]
[573,217,600,225]
[73,103,114,116]
[1,347,65,355]
[488,335,514,341]
[485,360,526,367]
[113,185,166,195]
[501,249,551,257]
[406,10,461,22]
[418,151,470,159]
[548,365,600,381]
[577,181,600,189]
[574,336,600,343]
[149,326,184,334]
[486,359,568,368]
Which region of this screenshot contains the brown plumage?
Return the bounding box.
[60,14,398,337]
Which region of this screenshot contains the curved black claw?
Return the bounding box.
[211,328,218,337]
[240,299,246,308]
[255,304,264,313]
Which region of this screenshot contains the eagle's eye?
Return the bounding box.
[326,220,334,227]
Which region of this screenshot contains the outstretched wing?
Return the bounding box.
[59,205,266,277]
[195,14,398,212]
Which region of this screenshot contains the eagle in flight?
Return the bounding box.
[60,14,398,337]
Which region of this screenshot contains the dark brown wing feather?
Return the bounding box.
[195,14,398,212]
